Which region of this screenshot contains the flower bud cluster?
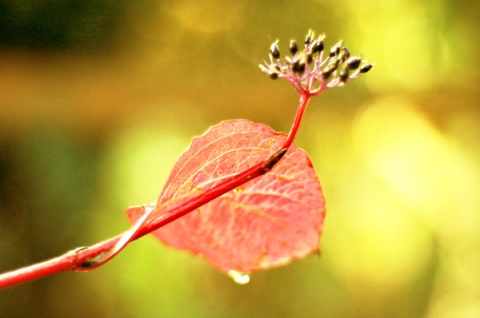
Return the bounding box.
[259,30,372,96]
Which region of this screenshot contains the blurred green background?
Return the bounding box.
[1,0,479,317]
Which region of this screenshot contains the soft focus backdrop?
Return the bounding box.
[1,1,479,317]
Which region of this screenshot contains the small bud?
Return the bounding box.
[270,41,280,59]
[347,57,362,70]
[339,68,349,82]
[293,60,306,74]
[312,40,324,54]
[342,47,350,61]
[269,72,279,80]
[329,41,342,57]
[360,64,373,73]
[305,30,313,45]
[306,52,313,64]
[289,40,298,55]
[325,63,338,73]
[327,57,341,70]
[322,68,334,80]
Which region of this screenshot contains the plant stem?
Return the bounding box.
[0,92,311,289]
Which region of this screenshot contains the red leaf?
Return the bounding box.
[126,119,325,273]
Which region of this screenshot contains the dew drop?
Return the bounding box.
[228,270,250,285]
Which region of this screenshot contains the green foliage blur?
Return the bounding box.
[1,1,479,317]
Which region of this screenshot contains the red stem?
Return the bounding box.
[0,92,311,289]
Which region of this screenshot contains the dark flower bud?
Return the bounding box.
[342,47,350,61]
[328,57,341,70]
[329,41,341,57]
[270,41,280,59]
[321,62,338,79]
[360,64,373,73]
[312,40,324,54]
[305,30,313,45]
[289,40,298,55]
[292,60,306,74]
[339,68,349,82]
[322,68,334,80]
[269,72,279,80]
[306,53,313,64]
[347,57,362,70]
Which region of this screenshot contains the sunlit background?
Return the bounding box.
[1,1,479,317]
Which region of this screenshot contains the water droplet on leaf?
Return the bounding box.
[228,270,250,285]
